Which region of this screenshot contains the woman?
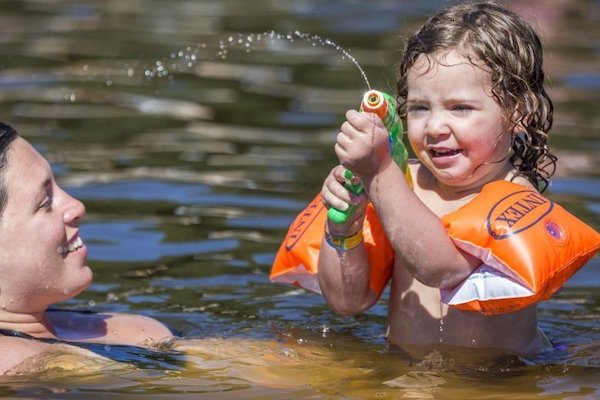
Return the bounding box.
[0,123,173,375]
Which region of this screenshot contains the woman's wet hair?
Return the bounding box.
[397,1,556,192]
[0,123,19,214]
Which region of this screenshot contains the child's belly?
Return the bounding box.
[385,268,549,355]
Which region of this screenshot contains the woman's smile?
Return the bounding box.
[57,235,86,256]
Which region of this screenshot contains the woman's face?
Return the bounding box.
[0,137,91,312]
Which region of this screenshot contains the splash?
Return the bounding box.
[143,30,371,90]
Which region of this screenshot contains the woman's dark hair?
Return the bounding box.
[0,123,19,214]
[397,1,557,192]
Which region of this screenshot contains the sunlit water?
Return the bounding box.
[0,0,599,398]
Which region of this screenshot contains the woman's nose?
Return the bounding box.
[61,188,86,223]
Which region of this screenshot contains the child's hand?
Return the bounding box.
[335,110,392,180]
[321,165,367,236]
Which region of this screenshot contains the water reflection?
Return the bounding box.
[0,0,599,398]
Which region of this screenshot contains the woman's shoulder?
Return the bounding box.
[0,335,51,375]
[47,309,173,347]
[101,312,174,345]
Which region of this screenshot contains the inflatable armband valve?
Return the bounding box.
[440,181,600,315]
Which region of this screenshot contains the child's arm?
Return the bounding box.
[336,110,481,289]
[318,165,379,315]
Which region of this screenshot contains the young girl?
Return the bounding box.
[318,1,558,355]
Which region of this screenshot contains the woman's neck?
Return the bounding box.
[0,309,56,338]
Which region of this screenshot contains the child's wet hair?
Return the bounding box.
[397,1,556,192]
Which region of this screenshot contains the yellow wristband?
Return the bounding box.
[325,229,363,251]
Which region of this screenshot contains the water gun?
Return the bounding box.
[327,90,411,224]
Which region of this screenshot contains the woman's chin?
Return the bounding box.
[63,268,93,299]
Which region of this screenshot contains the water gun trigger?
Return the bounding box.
[326,169,363,225]
[343,169,363,195]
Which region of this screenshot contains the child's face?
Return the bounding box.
[0,137,92,312]
[406,50,513,191]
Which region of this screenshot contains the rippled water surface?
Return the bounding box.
[0,0,599,398]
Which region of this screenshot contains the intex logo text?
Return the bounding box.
[487,190,554,240]
[285,196,325,250]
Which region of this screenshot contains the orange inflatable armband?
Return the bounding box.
[441,181,600,315]
[270,194,394,297]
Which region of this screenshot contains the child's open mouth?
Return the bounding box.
[430,148,462,158]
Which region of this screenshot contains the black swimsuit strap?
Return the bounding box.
[0,328,39,340]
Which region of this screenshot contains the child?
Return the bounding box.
[318,1,561,355]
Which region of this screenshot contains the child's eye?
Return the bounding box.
[407,105,428,115]
[452,104,473,114]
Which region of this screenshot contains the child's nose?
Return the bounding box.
[424,111,451,137]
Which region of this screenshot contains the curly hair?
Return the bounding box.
[396,1,556,192]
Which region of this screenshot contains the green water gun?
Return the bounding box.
[327,90,410,224]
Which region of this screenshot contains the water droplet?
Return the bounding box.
[438,300,445,343]
[280,347,297,357]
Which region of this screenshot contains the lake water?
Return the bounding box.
[0,0,599,398]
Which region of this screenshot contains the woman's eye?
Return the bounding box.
[39,196,53,211]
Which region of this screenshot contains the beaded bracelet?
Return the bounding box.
[324,229,363,251]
